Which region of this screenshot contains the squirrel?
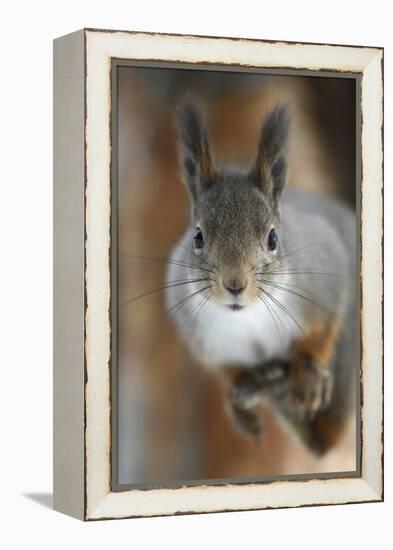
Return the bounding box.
[166,99,358,454]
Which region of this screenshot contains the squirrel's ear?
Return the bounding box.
[253,105,290,209]
[176,100,214,204]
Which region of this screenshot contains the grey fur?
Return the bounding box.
[167,101,357,452]
[177,100,214,216]
[254,104,290,210]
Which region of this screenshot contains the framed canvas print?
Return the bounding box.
[53,28,384,520]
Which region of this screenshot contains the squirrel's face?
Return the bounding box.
[191,175,281,310]
[177,100,289,311]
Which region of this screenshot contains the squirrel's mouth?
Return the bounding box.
[227,303,245,312]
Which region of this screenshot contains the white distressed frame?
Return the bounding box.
[54,29,383,521]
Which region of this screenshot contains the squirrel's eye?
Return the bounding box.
[193,228,205,253]
[267,228,278,251]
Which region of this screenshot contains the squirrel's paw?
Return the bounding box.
[289,355,333,420]
[231,363,289,410]
[229,371,263,438]
[231,404,263,439]
[229,364,288,439]
[231,370,264,411]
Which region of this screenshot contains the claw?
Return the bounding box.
[231,403,264,439]
[289,355,333,420]
[229,361,290,438]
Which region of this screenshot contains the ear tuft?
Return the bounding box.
[176,99,214,204]
[260,104,290,163]
[253,104,290,209]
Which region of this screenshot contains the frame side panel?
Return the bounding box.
[53,29,85,520]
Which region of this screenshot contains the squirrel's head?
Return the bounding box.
[176,100,290,311]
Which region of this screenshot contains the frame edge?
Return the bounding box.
[53,29,86,521]
[83,29,384,520]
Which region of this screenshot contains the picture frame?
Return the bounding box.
[53,28,383,521]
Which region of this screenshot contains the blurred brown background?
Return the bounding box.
[116,65,357,485]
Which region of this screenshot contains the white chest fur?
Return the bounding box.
[194,299,292,367]
[167,281,298,369]
[166,235,303,369]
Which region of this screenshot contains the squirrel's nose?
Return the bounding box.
[224,276,247,296]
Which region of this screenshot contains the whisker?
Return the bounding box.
[259,270,348,278]
[186,289,213,339]
[162,285,213,321]
[139,285,212,364]
[259,286,306,336]
[255,276,320,300]
[254,242,326,274]
[173,239,218,270]
[261,290,293,338]
[260,278,341,322]
[255,288,283,343]
[120,278,209,309]
[119,253,216,275]
[171,239,219,272]
[278,242,326,262]
[172,238,194,255]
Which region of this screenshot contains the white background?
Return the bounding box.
[0,1,391,548]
